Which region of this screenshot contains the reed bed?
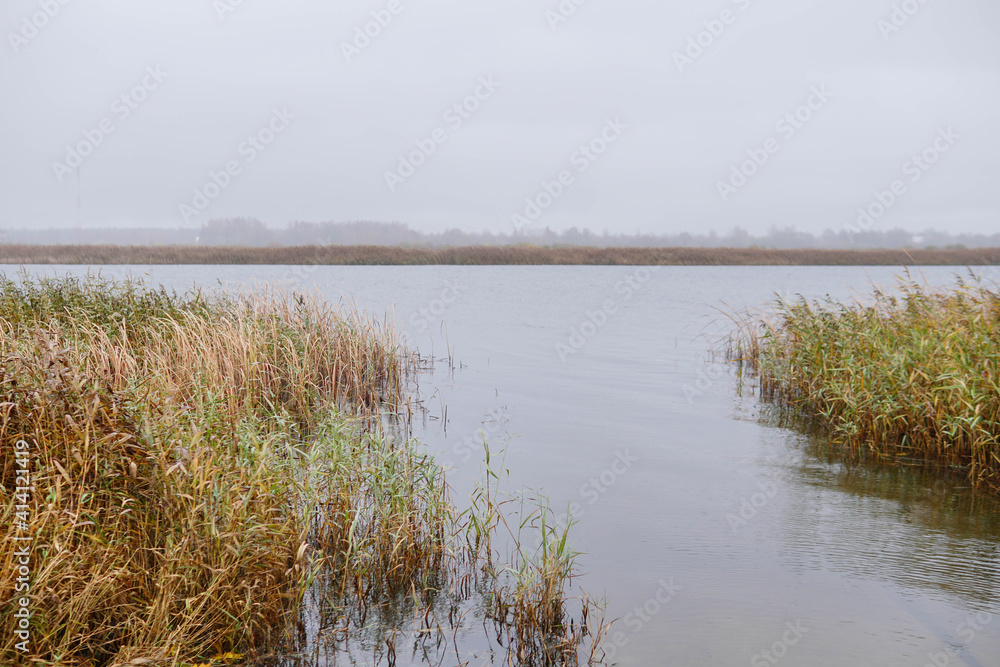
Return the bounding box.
[729,275,1000,489]
[0,275,601,667]
[0,244,999,266]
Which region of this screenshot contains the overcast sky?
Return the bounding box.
[1,0,998,236]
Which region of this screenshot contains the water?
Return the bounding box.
[10,264,1000,666]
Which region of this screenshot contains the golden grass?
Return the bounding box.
[0,244,999,266]
[0,275,602,666]
[729,274,1000,489]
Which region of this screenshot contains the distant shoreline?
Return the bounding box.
[0,245,999,266]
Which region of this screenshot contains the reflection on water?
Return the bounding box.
[7,264,1000,666]
[749,402,1000,610]
[783,439,1000,610]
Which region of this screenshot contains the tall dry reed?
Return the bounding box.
[0,274,601,667]
[729,275,1000,489]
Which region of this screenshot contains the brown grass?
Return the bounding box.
[0,245,998,266]
[0,275,603,667]
[0,276,409,665]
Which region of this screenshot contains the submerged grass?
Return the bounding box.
[728,274,1000,490]
[0,274,601,666]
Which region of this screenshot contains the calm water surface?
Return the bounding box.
[12,264,1000,667]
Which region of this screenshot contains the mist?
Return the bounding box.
[2,0,998,237]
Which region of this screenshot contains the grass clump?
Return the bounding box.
[463,442,604,666]
[0,274,600,667]
[729,275,1000,489]
[0,274,408,665]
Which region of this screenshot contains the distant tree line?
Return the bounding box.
[3,218,999,249]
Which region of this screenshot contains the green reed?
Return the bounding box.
[729,274,1000,489]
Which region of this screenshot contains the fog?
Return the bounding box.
[2,0,998,236]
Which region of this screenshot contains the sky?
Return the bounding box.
[1,0,998,236]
